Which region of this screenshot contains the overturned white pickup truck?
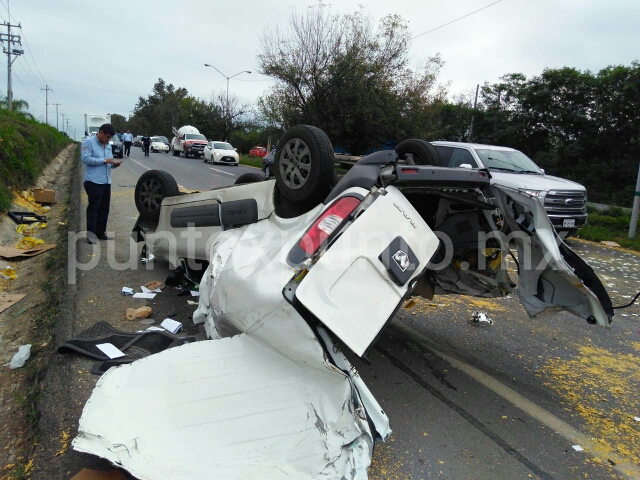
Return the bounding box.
[74,125,613,480]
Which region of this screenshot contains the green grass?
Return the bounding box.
[576,205,640,251]
[239,154,263,169]
[0,107,71,211]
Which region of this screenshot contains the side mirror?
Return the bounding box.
[234,148,238,151]
[540,168,545,174]
[459,163,473,169]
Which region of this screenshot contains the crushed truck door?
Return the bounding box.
[495,186,613,326]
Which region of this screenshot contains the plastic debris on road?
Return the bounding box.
[469,311,494,326]
[16,222,47,235]
[14,237,44,249]
[126,306,152,321]
[9,344,31,369]
[1,266,16,280]
[572,445,584,452]
[121,287,134,295]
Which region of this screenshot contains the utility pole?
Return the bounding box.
[629,164,640,238]
[468,84,480,141]
[60,113,66,133]
[66,118,70,135]
[41,84,51,124]
[53,102,61,130]
[0,0,23,110]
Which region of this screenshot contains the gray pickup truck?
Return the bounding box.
[431,141,587,237]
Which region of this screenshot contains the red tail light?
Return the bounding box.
[299,196,361,254]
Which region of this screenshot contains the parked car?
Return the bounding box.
[150,136,170,153]
[430,141,587,236]
[153,135,171,151]
[249,146,268,157]
[262,148,276,178]
[203,141,240,165]
[90,126,613,480]
[133,135,144,147]
[109,136,124,158]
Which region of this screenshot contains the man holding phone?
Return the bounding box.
[81,123,122,244]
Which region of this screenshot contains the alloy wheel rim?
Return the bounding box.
[139,178,163,212]
[279,138,311,190]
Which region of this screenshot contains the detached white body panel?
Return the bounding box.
[297,186,440,356]
[74,334,373,480]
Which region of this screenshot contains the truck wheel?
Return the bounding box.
[135,170,179,221]
[275,125,334,204]
[395,139,440,165]
[234,173,264,185]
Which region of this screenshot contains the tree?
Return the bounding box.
[0,97,35,120]
[209,91,253,141]
[257,6,447,153]
[110,113,128,133]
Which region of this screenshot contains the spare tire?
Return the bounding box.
[275,125,334,203]
[135,170,179,221]
[234,173,264,185]
[395,139,440,165]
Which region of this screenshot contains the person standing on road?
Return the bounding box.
[81,123,122,244]
[142,134,151,157]
[122,130,133,157]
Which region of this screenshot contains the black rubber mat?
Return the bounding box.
[58,321,196,373]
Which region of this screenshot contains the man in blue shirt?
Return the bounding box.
[81,123,122,244]
[122,130,134,157]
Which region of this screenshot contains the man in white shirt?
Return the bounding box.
[122,130,134,157]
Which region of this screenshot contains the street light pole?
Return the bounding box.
[203,64,251,140]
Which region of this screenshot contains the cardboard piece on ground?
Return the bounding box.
[70,468,128,480]
[145,280,164,291]
[33,188,55,204]
[600,241,621,247]
[0,244,56,259]
[0,294,27,314]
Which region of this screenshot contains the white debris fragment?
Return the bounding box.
[121,287,134,295]
[572,445,584,452]
[634,417,640,422]
[469,311,493,326]
[96,343,126,359]
[160,318,182,334]
[9,344,31,369]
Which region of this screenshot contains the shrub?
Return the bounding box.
[0,108,71,211]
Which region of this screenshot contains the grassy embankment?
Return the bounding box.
[0,108,71,211]
[239,154,262,169]
[576,205,640,251]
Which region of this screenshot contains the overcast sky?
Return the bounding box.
[2,0,638,139]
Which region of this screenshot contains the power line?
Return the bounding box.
[0,0,50,88]
[411,0,503,40]
[14,58,43,91]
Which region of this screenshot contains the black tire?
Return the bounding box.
[234,173,265,185]
[395,139,440,165]
[274,125,334,203]
[166,150,170,154]
[135,170,179,221]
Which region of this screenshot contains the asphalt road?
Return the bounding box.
[121,144,263,190]
[32,155,640,479]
